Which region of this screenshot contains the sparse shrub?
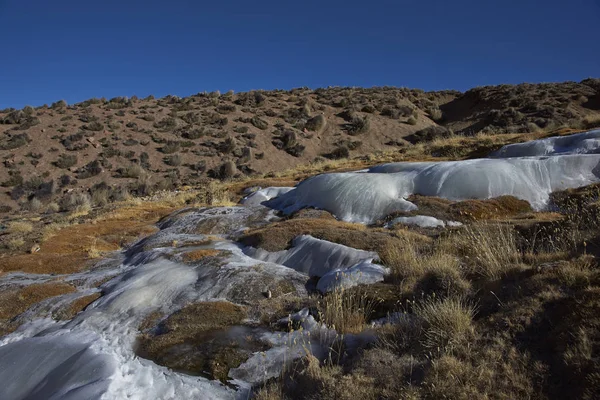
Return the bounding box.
[83,121,104,131]
[54,154,77,169]
[90,184,110,206]
[179,126,205,140]
[164,154,182,166]
[154,116,177,131]
[117,164,144,178]
[160,141,181,154]
[455,223,520,279]
[305,114,327,132]
[407,125,452,143]
[60,192,92,212]
[17,116,41,130]
[325,146,350,160]
[1,110,26,124]
[251,116,269,130]
[76,160,103,179]
[216,104,236,114]
[427,107,443,121]
[346,115,370,135]
[2,171,24,187]
[319,288,377,334]
[0,133,30,150]
[361,104,376,113]
[180,112,200,125]
[218,161,237,180]
[51,100,68,109]
[218,137,237,154]
[407,116,418,125]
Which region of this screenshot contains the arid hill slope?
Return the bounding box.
[0,80,599,213]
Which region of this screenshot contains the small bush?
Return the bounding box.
[117,164,144,178]
[83,121,104,131]
[54,154,77,169]
[160,141,181,154]
[163,154,182,166]
[180,112,200,125]
[154,117,177,131]
[251,116,269,130]
[324,146,350,160]
[218,161,237,180]
[0,133,30,150]
[305,114,327,132]
[76,160,103,179]
[60,192,92,212]
[346,115,370,135]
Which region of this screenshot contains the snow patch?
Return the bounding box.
[264,155,600,223]
[491,129,600,158]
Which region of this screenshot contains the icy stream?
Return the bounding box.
[2,131,600,399]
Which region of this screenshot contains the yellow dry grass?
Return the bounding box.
[0,281,76,320]
[6,221,34,234]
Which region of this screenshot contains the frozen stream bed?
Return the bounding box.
[2,131,600,399]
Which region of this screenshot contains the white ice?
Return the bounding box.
[316,260,388,293]
[386,215,445,228]
[244,234,377,277]
[264,154,600,223]
[241,187,295,207]
[491,129,600,158]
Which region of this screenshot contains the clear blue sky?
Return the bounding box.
[1,0,599,109]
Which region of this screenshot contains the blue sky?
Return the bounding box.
[1,0,599,109]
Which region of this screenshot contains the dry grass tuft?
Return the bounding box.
[412,295,476,352]
[380,236,470,296]
[318,288,378,334]
[7,220,34,234]
[445,223,521,279]
[181,249,222,263]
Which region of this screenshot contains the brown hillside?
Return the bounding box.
[0,80,599,214]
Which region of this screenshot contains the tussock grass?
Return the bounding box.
[7,220,33,234]
[412,295,476,352]
[443,223,521,279]
[318,288,378,334]
[380,236,470,296]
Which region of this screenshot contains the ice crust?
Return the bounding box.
[0,208,344,400]
[265,154,600,223]
[491,129,600,158]
[4,133,600,399]
[243,235,386,292]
